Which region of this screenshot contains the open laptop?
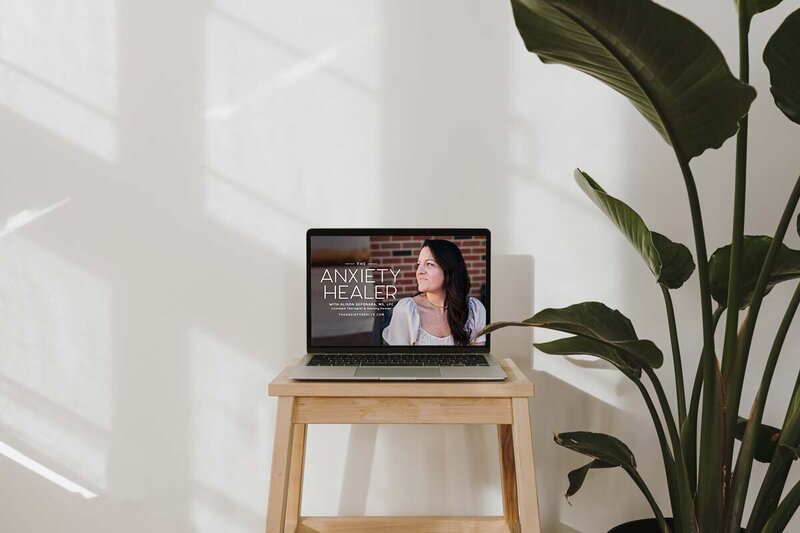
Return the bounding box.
[289,228,506,381]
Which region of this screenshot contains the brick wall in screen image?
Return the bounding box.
[369,235,486,299]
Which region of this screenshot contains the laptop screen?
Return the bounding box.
[307,229,490,353]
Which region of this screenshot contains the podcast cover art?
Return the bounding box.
[309,234,487,346]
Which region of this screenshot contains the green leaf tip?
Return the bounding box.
[575,169,694,289]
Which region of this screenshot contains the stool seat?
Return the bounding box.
[265,358,541,533]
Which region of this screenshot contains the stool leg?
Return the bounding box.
[283,423,307,533]
[266,397,295,533]
[498,424,521,533]
[512,397,541,533]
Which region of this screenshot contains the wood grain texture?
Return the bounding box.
[511,398,541,533]
[266,397,295,533]
[293,397,512,424]
[497,425,520,533]
[284,423,307,533]
[269,359,533,398]
[297,516,511,532]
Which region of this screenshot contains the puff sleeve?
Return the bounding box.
[381,297,419,345]
[468,297,487,345]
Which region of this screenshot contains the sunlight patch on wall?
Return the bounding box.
[0,199,71,239]
[0,234,111,490]
[0,235,112,429]
[0,440,97,498]
[0,388,108,491]
[0,0,117,160]
[203,2,383,252]
[213,0,383,90]
[204,172,306,255]
[189,329,270,533]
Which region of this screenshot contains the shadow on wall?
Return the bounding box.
[524,368,642,533]
[0,0,323,532]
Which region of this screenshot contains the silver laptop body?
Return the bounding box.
[289,228,506,381]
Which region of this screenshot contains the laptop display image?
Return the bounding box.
[290,228,506,381]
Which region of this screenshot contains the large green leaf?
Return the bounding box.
[575,169,695,288]
[555,431,668,529]
[481,301,663,369]
[555,431,637,468]
[496,301,633,340]
[709,236,800,309]
[512,0,755,160]
[535,336,643,378]
[736,416,781,463]
[764,8,800,125]
[565,459,614,499]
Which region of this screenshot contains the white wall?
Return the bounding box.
[1,1,800,531]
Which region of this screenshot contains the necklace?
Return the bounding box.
[426,294,447,309]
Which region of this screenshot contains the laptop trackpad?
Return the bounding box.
[355,367,441,379]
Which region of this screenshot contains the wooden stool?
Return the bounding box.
[265,358,541,533]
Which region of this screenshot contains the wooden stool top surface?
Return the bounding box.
[269,358,533,398]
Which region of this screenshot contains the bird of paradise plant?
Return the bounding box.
[481,0,800,530]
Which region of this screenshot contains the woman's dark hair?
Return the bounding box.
[420,239,472,345]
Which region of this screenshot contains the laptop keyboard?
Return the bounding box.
[308,353,489,367]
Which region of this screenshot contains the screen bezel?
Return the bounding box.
[306,228,491,353]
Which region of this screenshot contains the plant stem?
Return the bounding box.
[721,0,750,380]
[721,8,751,499]
[634,378,682,522]
[725,174,800,492]
[645,368,697,530]
[682,358,702,492]
[681,306,725,487]
[762,477,800,533]
[646,369,681,455]
[626,466,670,533]
[727,281,800,532]
[681,305,723,493]
[750,323,800,529]
[662,285,686,426]
[676,152,724,527]
[674,157,714,350]
[750,414,800,530]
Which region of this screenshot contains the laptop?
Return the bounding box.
[289,228,507,381]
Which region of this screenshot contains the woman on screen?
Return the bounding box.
[382,239,486,346]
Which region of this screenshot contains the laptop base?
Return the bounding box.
[288,353,507,381]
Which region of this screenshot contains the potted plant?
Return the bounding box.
[481,0,800,531]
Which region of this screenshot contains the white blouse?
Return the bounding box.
[381,296,487,346]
